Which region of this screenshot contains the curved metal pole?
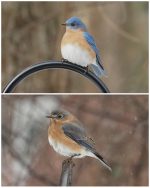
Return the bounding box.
[2,61,110,93]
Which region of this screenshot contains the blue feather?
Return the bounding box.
[83,32,105,72]
[83,32,99,56]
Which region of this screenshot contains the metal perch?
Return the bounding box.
[59,159,75,186]
[3,60,110,93]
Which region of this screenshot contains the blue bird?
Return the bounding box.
[61,17,106,78]
[47,110,112,171]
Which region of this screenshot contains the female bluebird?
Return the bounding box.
[61,17,106,78]
[47,110,111,171]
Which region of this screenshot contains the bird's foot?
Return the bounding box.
[61,58,69,63]
[71,153,80,159]
[83,66,89,74]
[64,154,80,167]
[63,158,71,166]
[63,157,76,168]
[64,154,80,164]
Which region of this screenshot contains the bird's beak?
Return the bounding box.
[46,114,57,119]
[61,23,66,26]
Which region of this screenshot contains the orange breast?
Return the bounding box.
[48,120,82,152]
[61,30,95,59]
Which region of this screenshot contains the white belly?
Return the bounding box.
[48,136,98,162]
[48,136,84,158]
[61,44,96,67]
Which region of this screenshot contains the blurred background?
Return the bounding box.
[2,95,148,186]
[2,2,148,93]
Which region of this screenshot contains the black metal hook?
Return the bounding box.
[2,61,110,93]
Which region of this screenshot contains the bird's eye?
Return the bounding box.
[57,114,64,119]
[71,23,75,26]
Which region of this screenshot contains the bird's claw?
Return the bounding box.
[83,66,89,74]
[64,154,80,164]
[61,58,69,63]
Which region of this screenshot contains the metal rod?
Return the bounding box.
[2,61,110,93]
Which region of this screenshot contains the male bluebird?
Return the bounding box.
[61,17,106,78]
[47,110,111,171]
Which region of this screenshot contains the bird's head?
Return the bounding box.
[62,17,87,31]
[46,110,75,124]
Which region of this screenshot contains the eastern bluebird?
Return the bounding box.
[61,17,106,78]
[46,110,111,171]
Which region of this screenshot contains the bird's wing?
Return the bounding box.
[83,32,104,70]
[62,122,95,151]
[62,122,111,171]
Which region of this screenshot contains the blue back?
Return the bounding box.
[84,32,104,70]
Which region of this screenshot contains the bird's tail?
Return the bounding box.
[88,64,107,78]
[93,151,112,172]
